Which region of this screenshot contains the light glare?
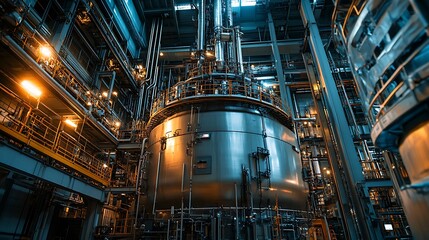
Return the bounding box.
[64,119,78,128]
[39,46,52,58]
[21,80,42,98]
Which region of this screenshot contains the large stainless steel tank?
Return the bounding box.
[145,77,308,211]
[344,0,429,238]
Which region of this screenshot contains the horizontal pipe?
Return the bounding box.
[293,117,316,121]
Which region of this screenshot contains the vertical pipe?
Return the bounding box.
[211,216,216,239]
[136,20,156,119]
[167,219,171,239]
[136,85,145,119]
[235,27,244,74]
[214,0,224,69]
[152,152,162,215]
[180,163,185,240]
[301,1,381,238]
[226,0,233,27]
[148,19,160,80]
[234,183,239,240]
[226,0,234,68]
[217,212,221,240]
[231,28,237,72]
[197,0,206,52]
[168,69,172,90]
[107,71,116,100]
[134,138,148,233]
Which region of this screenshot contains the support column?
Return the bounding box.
[0,174,13,217]
[303,53,357,239]
[51,0,79,52]
[80,199,102,240]
[300,0,382,239]
[34,204,55,240]
[267,12,293,114]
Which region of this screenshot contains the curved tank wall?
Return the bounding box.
[146,106,308,211]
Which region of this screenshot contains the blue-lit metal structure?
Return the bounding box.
[0,0,423,239]
[341,0,429,239]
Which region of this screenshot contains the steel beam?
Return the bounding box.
[159,40,303,61]
[300,0,383,239]
[0,144,106,202]
[241,40,302,56]
[304,53,357,239]
[51,0,79,52]
[267,12,293,114]
[105,187,136,193]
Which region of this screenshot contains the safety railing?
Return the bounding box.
[4,16,123,138]
[361,160,390,180]
[345,0,429,125]
[0,84,111,184]
[151,78,289,116]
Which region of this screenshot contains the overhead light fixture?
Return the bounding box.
[159,52,164,56]
[64,119,78,129]
[384,223,393,231]
[21,80,42,98]
[254,76,274,81]
[114,121,121,128]
[103,163,108,168]
[205,51,214,57]
[112,91,118,97]
[39,46,52,58]
[102,91,108,98]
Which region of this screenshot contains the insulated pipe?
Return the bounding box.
[197,0,206,52]
[226,0,234,68]
[231,29,237,72]
[140,18,163,119]
[214,0,224,70]
[235,27,244,74]
[148,66,160,113]
[136,20,156,119]
[148,19,161,81]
